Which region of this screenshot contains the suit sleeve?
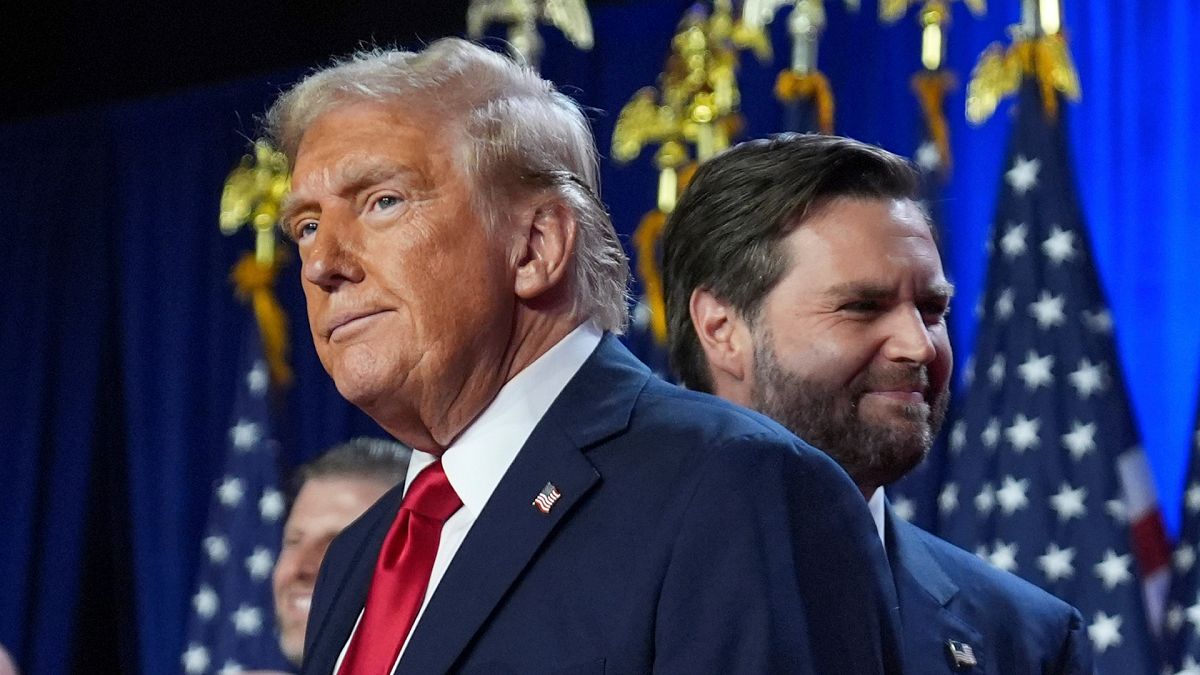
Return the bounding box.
[652,433,903,675]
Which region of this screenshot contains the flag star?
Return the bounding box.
[1187,594,1200,635]
[1049,484,1087,522]
[1187,483,1200,514]
[1167,603,1185,634]
[1062,421,1097,460]
[1017,351,1055,390]
[218,660,245,675]
[632,299,652,330]
[975,483,996,514]
[981,417,1001,448]
[916,141,942,171]
[950,421,967,454]
[1068,359,1108,398]
[1105,498,1129,523]
[995,287,1015,320]
[204,535,230,564]
[193,584,219,619]
[1094,550,1133,590]
[259,488,285,521]
[1041,226,1077,264]
[988,541,1019,572]
[217,477,245,507]
[229,419,262,451]
[1177,655,1200,675]
[939,483,959,515]
[988,354,1006,386]
[1037,543,1075,582]
[1006,155,1041,195]
[231,604,264,635]
[246,360,269,395]
[1082,308,1113,335]
[996,475,1031,514]
[1005,414,1041,452]
[182,644,210,674]
[245,546,275,580]
[1028,291,1066,329]
[1087,612,1123,653]
[1000,223,1029,258]
[1175,545,1197,574]
[892,497,915,523]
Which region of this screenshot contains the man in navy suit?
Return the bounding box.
[662,133,1095,674]
[266,38,902,674]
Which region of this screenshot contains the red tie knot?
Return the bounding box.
[403,461,462,522]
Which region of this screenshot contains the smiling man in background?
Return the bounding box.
[663,132,1094,674]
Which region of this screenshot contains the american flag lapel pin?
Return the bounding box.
[945,639,977,670]
[532,482,562,514]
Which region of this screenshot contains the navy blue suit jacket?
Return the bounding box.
[886,505,1094,674]
[302,336,903,674]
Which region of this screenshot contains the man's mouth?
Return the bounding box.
[326,310,386,341]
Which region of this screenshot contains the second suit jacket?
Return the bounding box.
[302,335,904,675]
[887,504,1094,674]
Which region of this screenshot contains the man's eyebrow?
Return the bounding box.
[823,283,895,300]
[822,281,957,299]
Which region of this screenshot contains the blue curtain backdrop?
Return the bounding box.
[1,1,1197,673]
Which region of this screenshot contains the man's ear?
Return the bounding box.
[514,199,577,300]
[689,288,754,386]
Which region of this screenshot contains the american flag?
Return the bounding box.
[180,314,292,674]
[532,482,563,515]
[933,78,1169,673]
[1164,402,1200,673]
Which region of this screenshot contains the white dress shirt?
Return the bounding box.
[332,322,602,674]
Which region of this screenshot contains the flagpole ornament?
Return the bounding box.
[612,1,761,347]
[966,0,1077,125]
[744,0,851,134]
[881,2,984,177]
[220,140,293,386]
[466,0,594,70]
[219,139,290,266]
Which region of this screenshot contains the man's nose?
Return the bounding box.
[302,216,366,291]
[881,306,937,365]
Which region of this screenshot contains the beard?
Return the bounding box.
[750,334,949,492]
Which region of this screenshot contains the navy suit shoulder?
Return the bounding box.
[889,509,1094,674]
[303,335,902,675]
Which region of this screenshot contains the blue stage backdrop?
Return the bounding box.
[2,2,1198,673]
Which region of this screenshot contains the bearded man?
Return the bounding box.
[663,133,1095,674]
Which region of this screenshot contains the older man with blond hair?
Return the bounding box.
[269,38,902,675]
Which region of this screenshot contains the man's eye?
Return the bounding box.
[841,301,881,313]
[295,221,318,240]
[921,303,950,322]
[373,194,402,210]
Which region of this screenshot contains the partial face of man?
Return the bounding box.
[272,476,395,665]
[748,196,953,493]
[284,101,518,444]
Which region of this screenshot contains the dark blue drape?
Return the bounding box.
[2,2,1198,673]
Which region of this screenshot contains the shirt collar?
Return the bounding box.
[868,487,886,548]
[406,322,603,516]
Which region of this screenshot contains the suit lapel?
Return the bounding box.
[886,505,984,673]
[303,483,405,675]
[395,336,648,674]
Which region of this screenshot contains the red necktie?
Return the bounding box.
[337,460,462,675]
